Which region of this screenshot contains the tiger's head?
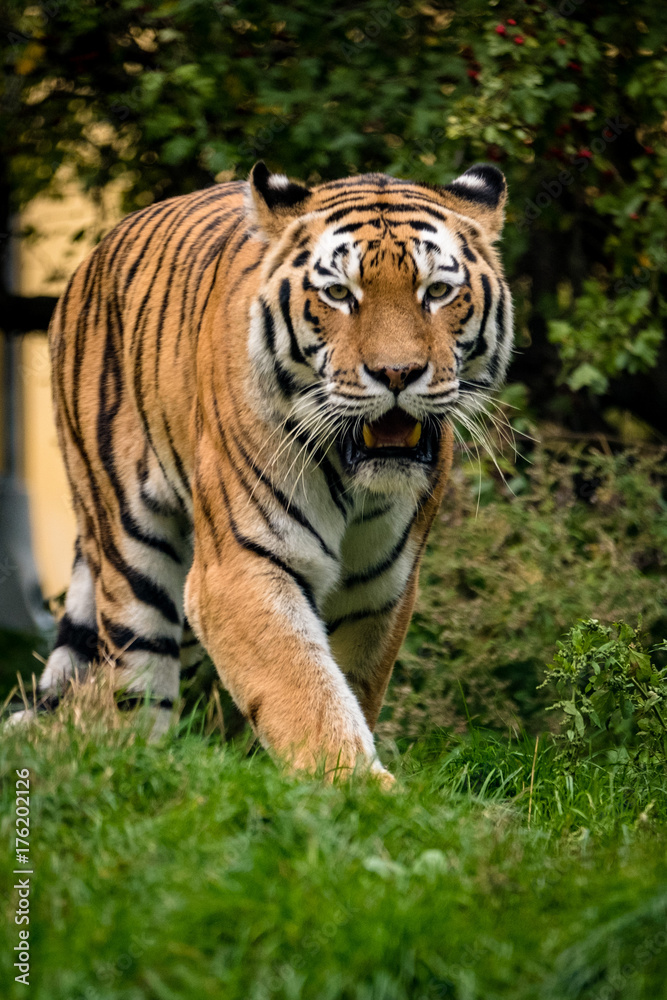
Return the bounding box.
[246,161,513,496]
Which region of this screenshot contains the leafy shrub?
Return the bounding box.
[542,618,667,765]
[380,436,667,740]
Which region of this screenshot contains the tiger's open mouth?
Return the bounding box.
[339,407,441,469]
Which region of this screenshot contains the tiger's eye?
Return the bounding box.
[427,282,452,299]
[327,284,351,300]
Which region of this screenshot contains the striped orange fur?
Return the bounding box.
[41,162,513,781]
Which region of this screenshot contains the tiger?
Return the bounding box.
[35,160,512,783]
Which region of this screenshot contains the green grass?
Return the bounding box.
[2,716,667,1000]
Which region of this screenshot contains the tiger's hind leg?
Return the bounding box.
[39,538,98,696]
[91,454,191,736]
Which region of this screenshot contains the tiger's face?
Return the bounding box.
[247,163,513,496]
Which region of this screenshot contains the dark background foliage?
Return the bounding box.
[2,0,667,431]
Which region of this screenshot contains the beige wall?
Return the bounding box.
[21,334,74,597]
[18,184,121,597]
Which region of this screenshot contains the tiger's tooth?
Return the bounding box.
[406,422,422,448]
[363,424,377,448]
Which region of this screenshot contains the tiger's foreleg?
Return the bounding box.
[330,568,421,732]
[185,537,390,784]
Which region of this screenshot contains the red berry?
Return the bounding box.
[567,61,582,71]
[578,149,592,159]
[467,68,480,79]
[555,123,572,136]
[507,18,517,25]
[557,38,566,46]
[495,24,507,34]
[644,145,655,155]
[514,35,524,45]
[629,213,639,220]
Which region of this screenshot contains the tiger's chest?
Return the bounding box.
[320,496,418,632]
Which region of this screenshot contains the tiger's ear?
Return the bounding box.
[439,164,507,242]
[247,161,312,239]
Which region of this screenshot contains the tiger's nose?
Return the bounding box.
[364,363,428,393]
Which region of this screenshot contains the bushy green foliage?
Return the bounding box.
[543,618,667,765]
[382,437,667,738]
[4,0,667,416]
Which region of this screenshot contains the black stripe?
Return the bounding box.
[303,298,322,334]
[261,301,297,396]
[325,201,449,225]
[314,260,335,277]
[486,346,502,383]
[102,615,180,659]
[284,417,349,517]
[326,598,398,636]
[161,412,192,498]
[71,250,103,439]
[180,659,204,680]
[403,221,438,233]
[466,274,492,361]
[103,527,181,624]
[180,636,201,649]
[427,386,458,399]
[457,232,477,263]
[107,199,177,281]
[351,503,392,525]
[225,252,265,301]
[158,210,239,355]
[194,469,222,559]
[122,202,183,297]
[97,308,183,564]
[54,614,98,661]
[333,219,382,234]
[495,283,508,346]
[136,455,182,517]
[10,692,62,715]
[343,517,415,587]
[217,471,319,615]
[175,213,243,352]
[213,411,284,541]
[460,303,475,327]
[190,217,245,301]
[279,278,307,366]
[292,250,310,267]
[232,434,337,560]
[117,694,175,711]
